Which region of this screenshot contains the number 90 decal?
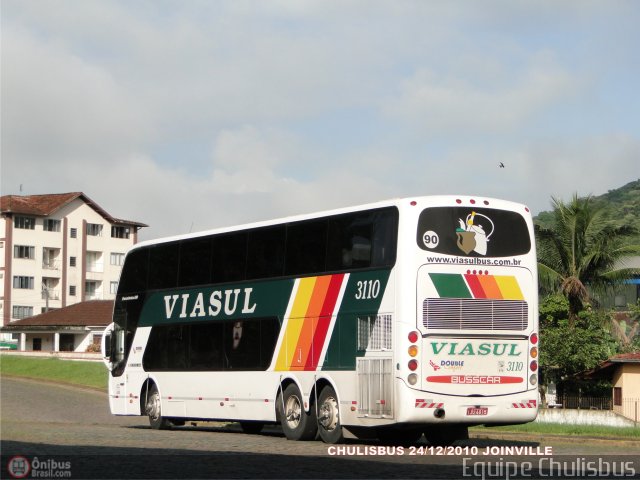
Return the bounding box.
[355,280,381,300]
[422,230,439,249]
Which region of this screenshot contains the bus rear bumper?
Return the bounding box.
[397,383,539,425]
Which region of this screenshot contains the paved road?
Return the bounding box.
[2,377,639,479]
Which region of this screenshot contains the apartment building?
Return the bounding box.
[0,192,146,327]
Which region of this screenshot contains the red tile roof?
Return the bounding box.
[609,352,640,363]
[0,301,114,329]
[1,192,147,227]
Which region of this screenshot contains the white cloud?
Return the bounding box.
[1,0,638,242]
[383,52,576,135]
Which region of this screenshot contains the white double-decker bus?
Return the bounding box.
[102,196,538,444]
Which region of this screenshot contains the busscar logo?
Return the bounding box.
[455,211,494,256]
[7,456,30,479]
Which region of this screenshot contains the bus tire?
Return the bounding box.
[145,384,172,430]
[424,425,468,446]
[277,383,317,441]
[317,385,344,444]
[240,421,264,434]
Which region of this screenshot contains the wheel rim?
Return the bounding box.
[319,395,339,432]
[147,392,161,421]
[284,394,302,430]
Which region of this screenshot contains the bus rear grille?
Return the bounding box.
[357,358,393,418]
[423,298,528,331]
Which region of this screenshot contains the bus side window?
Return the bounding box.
[246,226,286,280]
[178,237,212,288]
[285,219,328,276]
[212,233,248,283]
[190,323,224,370]
[148,243,179,291]
[327,213,373,270]
[371,209,398,267]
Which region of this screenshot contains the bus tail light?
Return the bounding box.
[408,345,418,357]
[530,360,538,371]
[408,331,419,343]
[408,373,418,385]
[530,347,538,359]
[530,333,538,345]
[530,374,538,385]
[408,360,418,371]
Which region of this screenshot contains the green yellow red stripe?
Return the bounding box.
[430,273,523,300]
[275,274,346,371]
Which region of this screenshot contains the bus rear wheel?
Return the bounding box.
[317,385,344,444]
[145,384,172,430]
[277,384,317,441]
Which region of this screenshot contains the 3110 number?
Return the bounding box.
[355,280,381,300]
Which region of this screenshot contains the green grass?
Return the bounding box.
[472,422,639,438]
[0,355,108,390]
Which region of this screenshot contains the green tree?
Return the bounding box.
[538,295,617,395]
[535,194,640,325]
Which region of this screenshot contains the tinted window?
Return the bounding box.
[179,237,212,287]
[285,219,328,276]
[416,207,531,257]
[246,226,286,279]
[118,248,148,295]
[326,208,398,271]
[212,233,247,283]
[143,318,281,372]
[148,243,179,290]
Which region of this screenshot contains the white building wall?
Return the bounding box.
[2,196,140,325]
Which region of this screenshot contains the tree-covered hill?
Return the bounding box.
[535,179,640,244]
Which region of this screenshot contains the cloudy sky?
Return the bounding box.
[2,1,639,240]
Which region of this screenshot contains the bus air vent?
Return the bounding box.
[423,298,528,331]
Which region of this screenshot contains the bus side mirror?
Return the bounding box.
[104,333,112,358]
[101,323,115,370]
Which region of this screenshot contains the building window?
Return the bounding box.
[42,248,60,270]
[613,387,622,406]
[41,307,58,314]
[110,281,119,294]
[70,228,77,238]
[12,306,33,320]
[86,251,104,272]
[44,219,61,232]
[85,281,101,301]
[14,245,35,259]
[70,256,77,267]
[69,285,77,296]
[14,216,36,229]
[111,226,130,239]
[13,276,34,289]
[110,252,125,266]
[87,223,103,236]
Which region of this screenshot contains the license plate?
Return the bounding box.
[467,407,488,416]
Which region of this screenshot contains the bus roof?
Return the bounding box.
[132,195,530,250]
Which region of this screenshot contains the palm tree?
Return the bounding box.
[535,194,640,325]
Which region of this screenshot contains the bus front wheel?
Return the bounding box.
[145,384,172,430]
[277,384,317,441]
[317,385,344,444]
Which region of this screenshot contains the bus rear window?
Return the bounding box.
[416,207,531,257]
